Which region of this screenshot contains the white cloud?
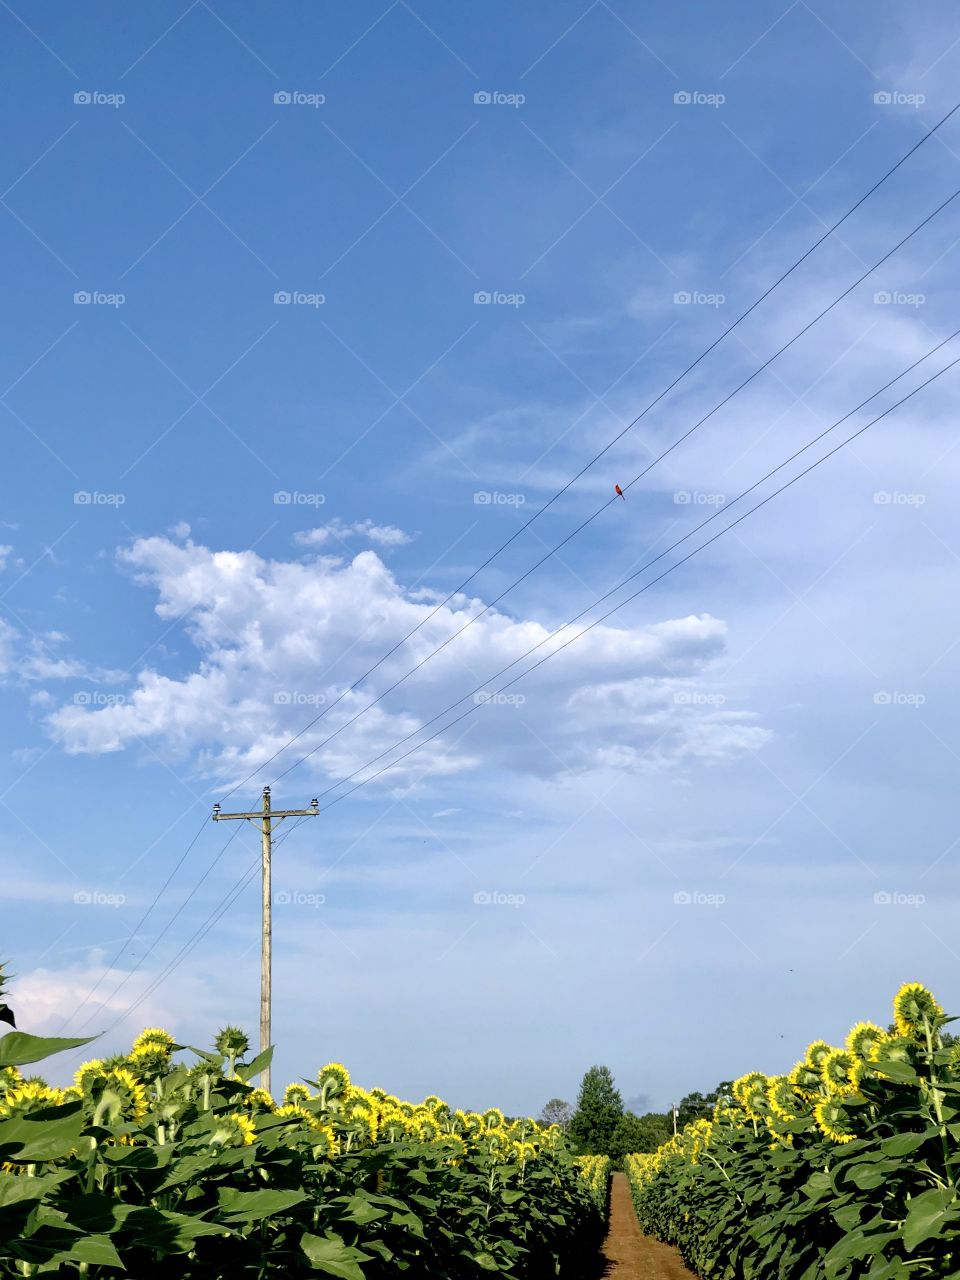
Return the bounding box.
[295,519,413,550]
[46,535,767,787]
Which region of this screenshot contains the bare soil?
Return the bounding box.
[597,1172,698,1279]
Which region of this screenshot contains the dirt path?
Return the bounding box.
[597,1172,698,1279]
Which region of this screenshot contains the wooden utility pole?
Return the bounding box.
[212,786,319,1093]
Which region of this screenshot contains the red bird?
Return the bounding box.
[615,484,625,500]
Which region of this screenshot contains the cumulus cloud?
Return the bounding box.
[45,535,768,789]
[295,519,413,550]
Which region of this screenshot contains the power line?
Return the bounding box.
[311,344,960,809]
[76,108,960,1032]
[216,98,960,805]
[63,810,209,1030]
[100,818,308,1039]
[104,339,960,1013]
[275,325,960,807]
[260,180,960,789]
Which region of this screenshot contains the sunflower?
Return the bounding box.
[870,1033,916,1078]
[284,1083,311,1106]
[0,1082,65,1119]
[814,1095,857,1145]
[821,1049,858,1094]
[733,1072,771,1120]
[214,1026,250,1059]
[211,1113,256,1147]
[312,1124,339,1158]
[128,1041,170,1080]
[788,1060,822,1096]
[317,1063,350,1102]
[74,1059,106,1092]
[893,982,945,1037]
[767,1076,805,1123]
[481,1106,505,1129]
[132,1027,175,1054]
[0,1067,23,1096]
[380,1113,408,1143]
[804,1040,835,1069]
[95,1068,149,1125]
[845,1021,887,1059]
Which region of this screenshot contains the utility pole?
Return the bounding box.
[212,786,319,1093]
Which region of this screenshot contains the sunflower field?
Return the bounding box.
[626,981,960,1279]
[0,1023,608,1277]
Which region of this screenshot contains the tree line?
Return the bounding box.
[540,1065,733,1162]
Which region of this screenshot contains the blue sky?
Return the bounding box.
[3,0,960,1115]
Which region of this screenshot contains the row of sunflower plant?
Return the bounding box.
[625,982,960,1279]
[0,1020,608,1277]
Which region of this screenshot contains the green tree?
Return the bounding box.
[539,1097,573,1129]
[676,1080,732,1128]
[610,1110,671,1161]
[569,1065,623,1155]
